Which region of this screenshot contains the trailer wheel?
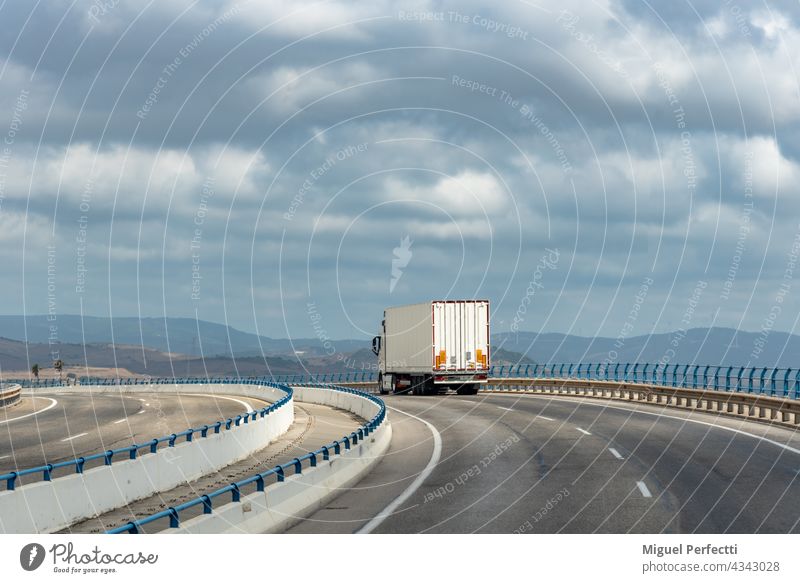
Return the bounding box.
[378,373,388,395]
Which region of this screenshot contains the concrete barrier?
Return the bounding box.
[0,384,22,409]
[0,384,293,534]
[169,386,391,534]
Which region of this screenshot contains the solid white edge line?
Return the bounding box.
[357,406,442,534]
[609,447,624,460]
[183,393,255,413]
[576,427,592,435]
[60,432,88,442]
[637,481,653,497]
[0,397,58,425]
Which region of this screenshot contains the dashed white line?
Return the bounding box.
[497,406,514,412]
[509,394,800,457]
[0,454,10,460]
[357,406,442,534]
[137,410,145,415]
[576,427,592,435]
[636,481,652,498]
[113,418,127,424]
[536,415,554,421]
[609,448,624,460]
[61,432,88,442]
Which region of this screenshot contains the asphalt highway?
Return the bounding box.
[0,392,265,478]
[287,393,800,534]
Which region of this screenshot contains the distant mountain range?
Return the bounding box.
[0,315,364,358]
[492,328,797,368]
[0,315,796,370]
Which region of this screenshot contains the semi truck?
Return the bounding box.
[372,300,490,395]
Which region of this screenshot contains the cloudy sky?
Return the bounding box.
[1,0,799,342]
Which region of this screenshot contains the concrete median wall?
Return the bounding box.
[0,384,293,534]
[171,386,391,534]
[0,384,22,409]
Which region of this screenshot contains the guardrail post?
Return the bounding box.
[701,365,709,389]
[558,363,565,377]
[43,464,53,481]
[168,508,180,528]
[202,495,212,514]
[595,363,602,380]
[759,368,768,395]
[292,458,302,474]
[679,364,688,388]
[748,367,757,393]
[783,368,792,398]
[770,368,779,396]
[322,446,330,461]
[725,366,733,391]
[6,472,17,490]
[275,466,285,482]
[623,363,630,382]
[795,369,800,400]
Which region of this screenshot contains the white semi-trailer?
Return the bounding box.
[372,300,490,395]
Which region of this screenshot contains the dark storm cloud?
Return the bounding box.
[0,0,798,343]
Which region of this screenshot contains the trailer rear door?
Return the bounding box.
[432,300,490,372]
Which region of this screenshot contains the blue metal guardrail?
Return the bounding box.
[0,379,293,492]
[108,384,387,534]
[222,364,799,399]
[487,363,800,399]
[9,364,799,398]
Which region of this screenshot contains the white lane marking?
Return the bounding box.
[507,394,800,457]
[537,415,554,421]
[61,432,88,442]
[497,406,514,411]
[144,403,150,407]
[137,398,146,402]
[182,393,254,413]
[357,406,442,534]
[609,448,624,460]
[576,427,592,435]
[137,410,145,415]
[0,397,58,425]
[0,454,10,460]
[113,418,127,424]
[637,481,653,498]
